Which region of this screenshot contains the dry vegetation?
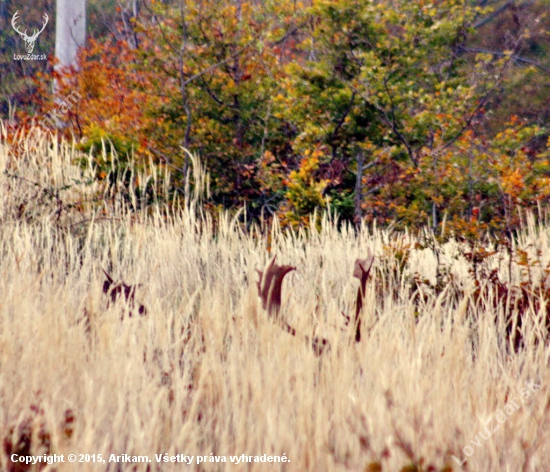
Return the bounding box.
[1,126,550,471]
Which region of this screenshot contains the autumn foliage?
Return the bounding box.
[16,0,550,236]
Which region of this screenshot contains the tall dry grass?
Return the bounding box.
[1,126,549,471]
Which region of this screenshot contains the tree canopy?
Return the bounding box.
[2,0,549,236]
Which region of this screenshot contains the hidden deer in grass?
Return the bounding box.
[256,251,374,356]
[343,250,375,342]
[101,268,147,318]
[81,269,147,335]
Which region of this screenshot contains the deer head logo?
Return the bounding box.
[12,11,49,54]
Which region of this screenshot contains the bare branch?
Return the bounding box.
[473,1,514,29]
[459,46,550,75]
[343,79,419,168]
[182,45,250,87]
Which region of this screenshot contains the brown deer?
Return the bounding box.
[256,256,330,355]
[102,269,147,318]
[256,256,296,329]
[351,250,375,342]
[80,270,146,336]
[256,253,375,356]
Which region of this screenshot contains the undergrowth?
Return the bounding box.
[1,126,550,471]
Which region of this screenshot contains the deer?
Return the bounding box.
[342,250,375,342]
[80,269,146,337]
[11,11,49,54]
[101,269,147,318]
[256,251,374,356]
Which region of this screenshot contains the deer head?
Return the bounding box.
[256,256,330,357]
[102,269,147,318]
[12,11,48,54]
[352,249,374,342]
[256,256,295,320]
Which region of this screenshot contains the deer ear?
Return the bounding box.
[363,249,374,272]
[257,256,296,317]
[352,249,374,343]
[102,280,112,294]
[353,250,374,279]
[353,259,365,279]
[255,269,263,293]
[102,268,114,285]
[266,255,277,272]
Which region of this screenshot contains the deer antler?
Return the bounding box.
[102,268,147,318]
[352,249,374,342]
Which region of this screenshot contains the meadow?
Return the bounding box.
[1,127,550,471]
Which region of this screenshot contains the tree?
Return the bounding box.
[275,0,547,232]
[29,0,549,234]
[55,0,86,69]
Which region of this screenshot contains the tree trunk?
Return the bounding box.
[55,0,86,69]
[354,152,364,229]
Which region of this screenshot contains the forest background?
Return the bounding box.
[1,0,549,237]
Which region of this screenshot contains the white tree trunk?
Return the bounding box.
[55,0,86,69]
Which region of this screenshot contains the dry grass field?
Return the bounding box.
[1,126,550,471]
